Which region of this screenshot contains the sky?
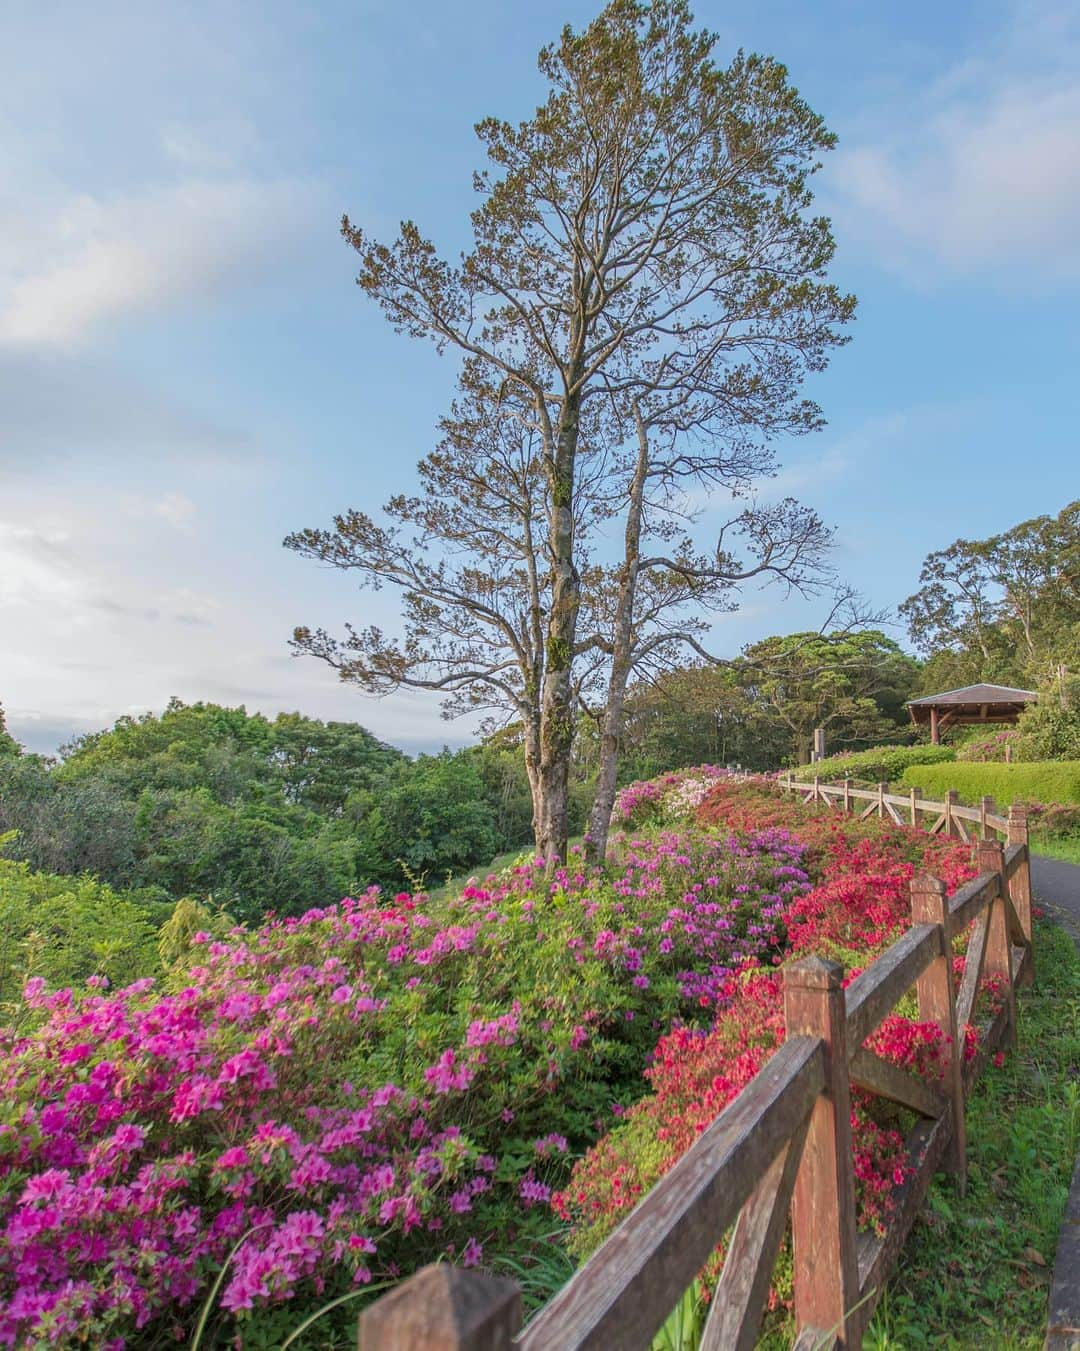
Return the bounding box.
[2,0,1078,757]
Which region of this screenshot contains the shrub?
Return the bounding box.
[1016,696,1080,762]
[900,760,1080,807]
[612,766,731,829]
[1027,802,1080,839]
[0,828,811,1347]
[0,857,165,1028]
[791,744,954,786]
[954,728,1023,763]
[557,783,979,1267]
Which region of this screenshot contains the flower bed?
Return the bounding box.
[0,826,811,1348]
[0,774,1000,1347]
[613,764,732,829]
[556,779,982,1282]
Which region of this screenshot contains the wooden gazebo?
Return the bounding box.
[906,683,1038,744]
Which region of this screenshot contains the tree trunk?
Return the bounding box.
[586,403,649,864]
[522,707,543,847]
[537,389,582,864]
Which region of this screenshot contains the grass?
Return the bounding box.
[1033,831,1080,867]
[864,916,1080,1349]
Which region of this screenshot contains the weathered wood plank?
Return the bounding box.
[792,1329,836,1351]
[962,998,1011,1093]
[850,1046,946,1120]
[1007,808,1034,986]
[845,924,943,1048]
[883,797,905,826]
[910,874,966,1184]
[955,907,990,1033]
[701,1116,810,1351]
[1004,842,1025,878]
[516,1036,826,1351]
[785,958,860,1346]
[948,872,998,930]
[358,1265,522,1351]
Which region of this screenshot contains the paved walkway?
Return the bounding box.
[1034,854,1080,1351]
[1034,854,1080,946]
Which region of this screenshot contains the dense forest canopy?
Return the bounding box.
[0,701,518,920]
[901,499,1080,693]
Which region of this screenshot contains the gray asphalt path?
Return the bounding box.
[1033,853,1080,947]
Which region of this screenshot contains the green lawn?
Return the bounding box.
[864,917,1080,1349]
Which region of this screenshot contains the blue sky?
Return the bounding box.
[3,0,1078,756]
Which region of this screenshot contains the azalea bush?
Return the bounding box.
[954,728,1023,763]
[557,779,982,1283]
[0,827,812,1348]
[612,765,731,830]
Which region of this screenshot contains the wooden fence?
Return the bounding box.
[356,786,1034,1351]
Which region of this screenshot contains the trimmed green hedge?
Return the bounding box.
[793,744,955,786]
[899,761,1080,808]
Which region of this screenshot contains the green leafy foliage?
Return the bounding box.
[900,760,1080,807]
[1016,687,1080,761]
[353,751,503,886]
[901,499,1080,690]
[0,856,166,1027]
[0,701,531,921]
[0,706,19,759]
[793,744,955,785]
[738,631,919,766]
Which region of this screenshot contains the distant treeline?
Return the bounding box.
[0,700,541,922]
[0,638,921,923]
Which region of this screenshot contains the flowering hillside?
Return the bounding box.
[0,772,991,1347]
[555,779,981,1277]
[0,796,810,1348]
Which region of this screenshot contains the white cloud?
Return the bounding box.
[119,492,198,529]
[0,174,323,346]
[830,3,1080,283]
[0,486,461,760]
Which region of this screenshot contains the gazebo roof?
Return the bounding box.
[906,684,1038,708]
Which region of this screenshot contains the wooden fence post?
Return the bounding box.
[843,778,852,814]
[877,781,887,819]
[814,775,821,804]
[1007,805,1034,988]
[976,838,1017,1050]
[909,875,966,1187]
[945,789,959,838]
[909,785,921,828]
[784,957,860,1345]
[979,796,997,840]
[357,1265,521,1351]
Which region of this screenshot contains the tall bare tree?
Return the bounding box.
[288,0,855,861]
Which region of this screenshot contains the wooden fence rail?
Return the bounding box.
[356,790,1034,1351]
